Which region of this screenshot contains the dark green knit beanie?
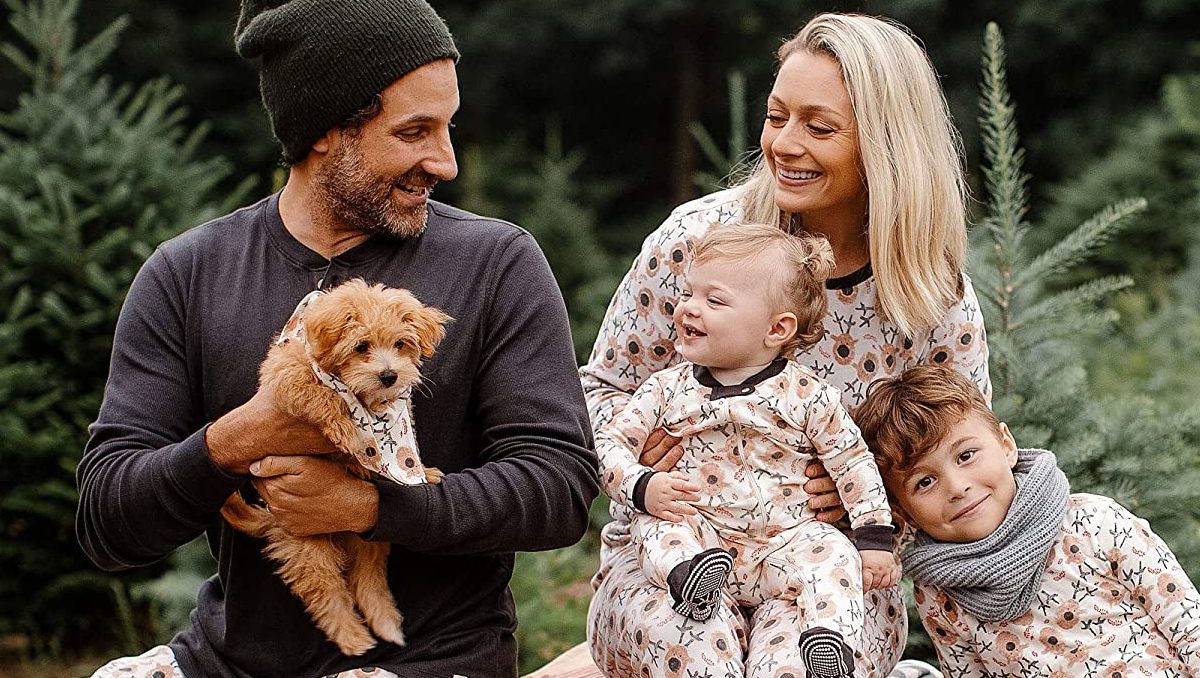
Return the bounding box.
[235,0,460,163]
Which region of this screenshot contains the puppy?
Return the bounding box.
[221,279,451,656]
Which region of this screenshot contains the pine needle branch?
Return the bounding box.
[1011,275,1134,332]
[1014,197,1147,289]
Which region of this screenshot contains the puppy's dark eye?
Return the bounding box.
[355,341,369,353]
[393,340,404,350]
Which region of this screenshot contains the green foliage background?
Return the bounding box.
[0,0,1197,674]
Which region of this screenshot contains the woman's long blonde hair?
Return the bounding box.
[737,13,968,338]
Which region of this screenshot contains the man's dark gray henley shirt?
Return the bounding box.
[76,193,598,678]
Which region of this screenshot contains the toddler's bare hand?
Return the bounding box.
[645,470,701,522]
[860,550,899,591]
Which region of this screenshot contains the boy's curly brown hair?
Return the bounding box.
[853,364,1000,486]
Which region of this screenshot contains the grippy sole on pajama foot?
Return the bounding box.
[668,548,733,622]
[797,626,856,678]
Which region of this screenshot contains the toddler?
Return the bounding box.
[855,364,1200,675]
[596,222,896,677]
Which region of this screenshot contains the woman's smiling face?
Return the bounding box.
[760,50,866,227]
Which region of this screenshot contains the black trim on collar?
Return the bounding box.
[825,263,872,290]
[693,357,789,400]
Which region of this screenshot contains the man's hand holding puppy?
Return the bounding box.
[207,384,381,537]
[249,455,379,536]
[207,386,337,475]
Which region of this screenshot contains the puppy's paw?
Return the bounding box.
[423,466,444,484]
[332,623,378,657]
[367,608,406,647]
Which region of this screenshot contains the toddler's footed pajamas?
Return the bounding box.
[581,188,992,677]
[599,358,893,673]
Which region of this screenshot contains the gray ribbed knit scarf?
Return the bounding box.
[901,448,1069,622]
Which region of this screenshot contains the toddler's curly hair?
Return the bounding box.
[693,222,834,353]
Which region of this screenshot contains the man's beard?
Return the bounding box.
[313,134,437,239]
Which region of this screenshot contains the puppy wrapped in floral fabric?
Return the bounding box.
[222,279,450,655]
[595,223,897,678]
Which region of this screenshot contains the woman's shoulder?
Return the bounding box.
[651,188,745,239]
[668,187,744,219]
[630,188,747,274]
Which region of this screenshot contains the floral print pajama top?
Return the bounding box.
[580,187,991,432]
[597,358,895,557]
[916,493,1200,677]
[581,187,992,675]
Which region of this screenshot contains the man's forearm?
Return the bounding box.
[207,389,336,475]
[207,395,269,475]
[77,427,245,570]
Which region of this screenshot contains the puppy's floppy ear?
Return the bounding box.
[382,288,452,358]
[409,305,452,358]
[301,291,355,359]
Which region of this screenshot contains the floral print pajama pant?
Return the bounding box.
[635,514,869,647]
[589,521,910,677]
[88,645,402,678]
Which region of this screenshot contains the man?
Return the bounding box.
[76,1,598,676]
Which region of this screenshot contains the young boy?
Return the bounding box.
[596,223,897,677]
[855,364,1200,676]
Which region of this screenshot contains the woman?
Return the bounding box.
[581,13,991,677]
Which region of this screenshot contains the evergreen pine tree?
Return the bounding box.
[1034,71,1200,290]
[905,22,1200,664]
[457,127,622,360]
[513,127,621,360]
[689,70,752,192]
[0,0,249,655]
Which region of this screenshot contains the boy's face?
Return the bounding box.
[674,254,791,370]
[891,412,1019,543]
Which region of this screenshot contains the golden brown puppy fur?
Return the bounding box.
[221,279,451,656]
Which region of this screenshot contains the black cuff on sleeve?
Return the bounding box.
[631,470,659,513]
[854,524,896,552]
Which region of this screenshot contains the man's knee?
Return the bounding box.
[89,645,183,678]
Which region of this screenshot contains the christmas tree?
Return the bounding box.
[904,22,1200,664]
[0,0,249,655]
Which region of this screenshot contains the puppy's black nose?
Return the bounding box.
[379,370,398,386]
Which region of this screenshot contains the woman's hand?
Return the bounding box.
[639,428,684,471]
[644,471,701,522]
[804,459,848,523]
[860,550,899,591]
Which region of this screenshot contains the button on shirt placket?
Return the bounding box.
[317,260,353,290]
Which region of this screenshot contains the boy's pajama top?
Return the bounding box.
[916,493,1200,677]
